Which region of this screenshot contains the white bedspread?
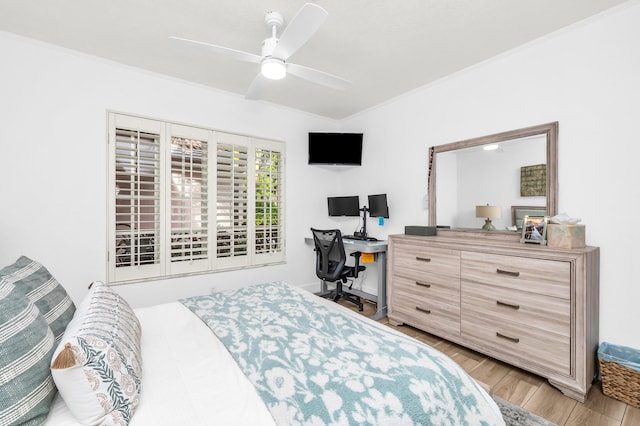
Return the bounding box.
[45,302,276,426]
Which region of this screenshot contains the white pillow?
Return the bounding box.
[50,281,142,425]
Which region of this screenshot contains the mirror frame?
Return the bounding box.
[428,121,558,230]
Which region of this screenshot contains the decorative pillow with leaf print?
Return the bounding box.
[50,281,142,425]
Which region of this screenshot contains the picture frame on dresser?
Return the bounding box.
[520,215,548,244]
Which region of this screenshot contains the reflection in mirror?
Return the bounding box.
[436,135,546,229]
[428,122,557,232]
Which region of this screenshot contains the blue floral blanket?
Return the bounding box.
[180,282,504,425]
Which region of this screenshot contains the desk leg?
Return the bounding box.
[369,251,387,321]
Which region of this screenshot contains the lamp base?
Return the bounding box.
[481,218,495,231]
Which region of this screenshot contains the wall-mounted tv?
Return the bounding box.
[308,132,363,165]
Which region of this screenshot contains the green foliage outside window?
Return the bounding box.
[255,149,280,227]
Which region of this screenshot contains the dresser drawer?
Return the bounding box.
[462,311,570,375]
[462,282,570,336]
[461,251,570,299]
[391,290,460,336]
[393,269,459,305]
[393,243,460,277]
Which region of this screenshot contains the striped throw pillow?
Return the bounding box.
[0,256,76,343]
[0,279,57,426]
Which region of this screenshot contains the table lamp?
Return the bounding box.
[476,205,501,231]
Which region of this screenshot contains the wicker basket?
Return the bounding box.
[599,357,640,408]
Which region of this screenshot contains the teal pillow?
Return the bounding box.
[0,279,57,425]
[0,256,76,343]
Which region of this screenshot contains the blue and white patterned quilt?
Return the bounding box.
[181,282,504,426]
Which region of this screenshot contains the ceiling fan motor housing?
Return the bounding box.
[261,37,279,57]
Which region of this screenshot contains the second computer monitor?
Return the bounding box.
[368,194,389,218]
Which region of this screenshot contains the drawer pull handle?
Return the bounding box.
[496,332,520,343]
[496,300,520,310]
[416,257,431,263]
[415,281,431,288]
[415,306,431,314]
[496,268,520,277]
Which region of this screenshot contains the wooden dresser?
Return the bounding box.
[387,232,599,402]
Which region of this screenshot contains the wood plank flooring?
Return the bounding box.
[338,298,640,426]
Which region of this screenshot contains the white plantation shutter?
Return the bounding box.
[254,139,285,263]
[167,124,212,275]
[215,134,250,269]
[108,114,163,283]
[107,113,285,284]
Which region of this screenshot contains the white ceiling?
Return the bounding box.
[0,0,628,119]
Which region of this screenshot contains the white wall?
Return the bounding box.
[342,1,640,349]
[0,31,341,306]
[1,0,639,349]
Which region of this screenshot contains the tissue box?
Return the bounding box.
[547,224,585,249]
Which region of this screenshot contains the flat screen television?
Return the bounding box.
[368,193,389,218]
[327,196,360,216]
[308,132,363,165]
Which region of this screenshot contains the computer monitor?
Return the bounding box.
[327,196,360,217]
[368,194,389,218]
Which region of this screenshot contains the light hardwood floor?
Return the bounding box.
[339,299,640,426]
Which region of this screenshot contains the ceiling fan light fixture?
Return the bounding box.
[261,58,286,80]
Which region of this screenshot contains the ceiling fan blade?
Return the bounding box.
[272,3,328,60]
[245,73,269,100]
[169,36,262,65]
[286,63,351,91]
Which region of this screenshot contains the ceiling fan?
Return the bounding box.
[170,3,351,100]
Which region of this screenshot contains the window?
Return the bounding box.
[107,113,285,284]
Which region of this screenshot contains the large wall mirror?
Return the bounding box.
[428,122,558,232]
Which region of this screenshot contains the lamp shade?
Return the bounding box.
[476,205,501,219]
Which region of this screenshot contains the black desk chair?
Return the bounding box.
[311,228,365,311]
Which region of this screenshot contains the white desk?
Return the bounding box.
[305,237,388,320]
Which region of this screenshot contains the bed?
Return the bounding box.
[1,257,505,426]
